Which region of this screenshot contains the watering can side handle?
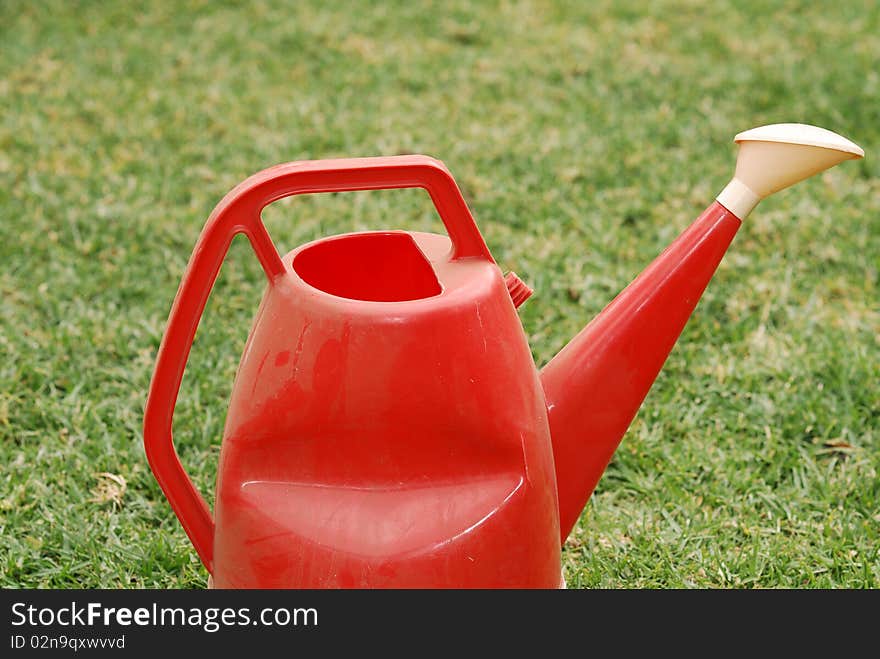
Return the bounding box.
[144,155,495,573]
[142,207,269,572]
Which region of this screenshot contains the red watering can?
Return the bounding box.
[144,124,862,588]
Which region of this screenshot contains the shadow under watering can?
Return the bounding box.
[144,124,863,588]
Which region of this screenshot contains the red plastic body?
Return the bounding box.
[144,156,561,587]
[145,153,746,587]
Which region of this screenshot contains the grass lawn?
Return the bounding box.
[1,1,877,588]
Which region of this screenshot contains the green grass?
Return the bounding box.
[1,0,877,588]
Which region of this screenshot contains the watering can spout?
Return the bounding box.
[541,123,864,542]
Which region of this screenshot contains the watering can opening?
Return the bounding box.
[291,231,443,302]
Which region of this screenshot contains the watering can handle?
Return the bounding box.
[143,155,492,572]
